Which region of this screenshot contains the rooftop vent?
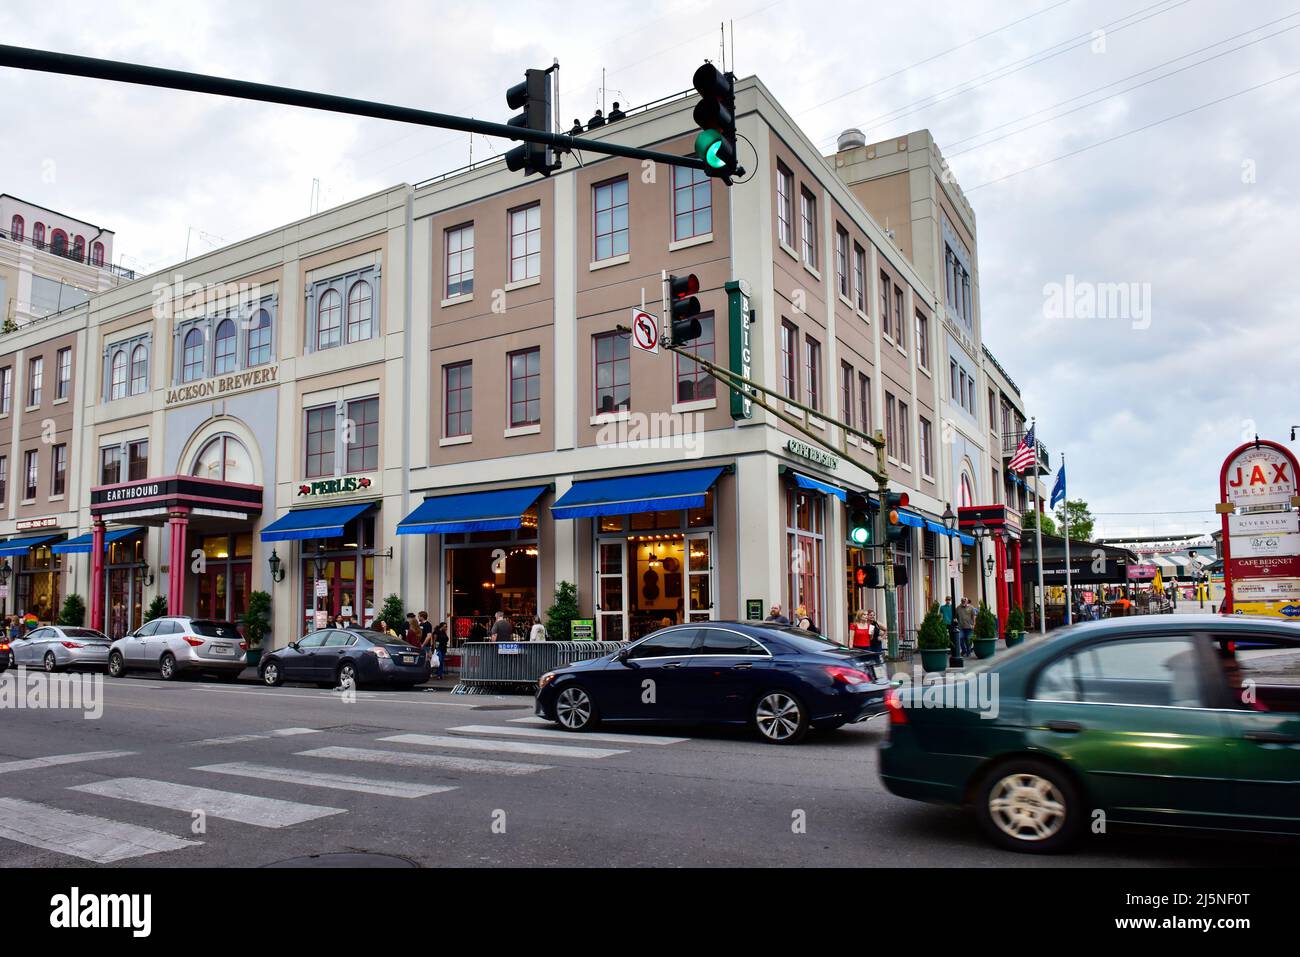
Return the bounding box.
[837,128,867,152]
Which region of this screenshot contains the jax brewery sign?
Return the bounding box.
[726,280,753,420]
[164,364,280,408]
[1219,438,1300,616]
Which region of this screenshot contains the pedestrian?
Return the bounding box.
[849,611,873,649]
[528,616,547,642]
[405,613,422,647]
[432,620,449,678]
[956,597,976,656]
[468,618,489,642]
[940,595,956,650]
[765,603,790,626]
[795,606,819,634]
[864,609,884,655]
[418,610,433,647]
[489,610,514,643]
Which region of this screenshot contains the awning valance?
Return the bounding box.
[51,527,144,555]
[552,466,724,520]
[260,503,373,543]
[0,533,64,556]
[788,471,847,502]
[397,486,547,536]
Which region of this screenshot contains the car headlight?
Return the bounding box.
[538,671,557,690]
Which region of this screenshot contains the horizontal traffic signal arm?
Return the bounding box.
[0,45,711,173]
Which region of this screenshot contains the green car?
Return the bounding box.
[880,615,1300,853]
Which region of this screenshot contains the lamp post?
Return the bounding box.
[0,559,9,618]
[973,521,990,608]
[312,544,328,629]
[267,548,285,583]
[942,504,960,664]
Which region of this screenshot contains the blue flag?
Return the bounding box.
[1050,464,1067,510]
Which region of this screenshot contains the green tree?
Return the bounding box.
[1054,498,1094,542]
[143,595,168,623]
[916,603,950,651]
[241,591,273,648]
[1021,508,1057,536]
[379,594,405,635]
[545,581,580,642]
[58,594,86,627]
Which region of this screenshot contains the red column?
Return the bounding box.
[1011,539,1023,609]
[89,519,106,632]
[167,510,189,615]
[995,537,1009,637]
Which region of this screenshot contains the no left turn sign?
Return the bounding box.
[630,309,659,354]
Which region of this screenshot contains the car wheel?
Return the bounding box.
[43,651,59,673]
[974,758,1083,854]
[260,660,283,687]
[108,652,126,678]
[159,653,178,681]
[554,684,598,731]
[754,690,809,744]
[337,662,357,689]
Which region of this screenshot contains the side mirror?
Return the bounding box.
[615,646,631,663]
[288,641,299,651]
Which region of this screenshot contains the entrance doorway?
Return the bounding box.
[195,533,253,622]
[104,533,146,640]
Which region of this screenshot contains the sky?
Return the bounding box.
[1,0,1296,539]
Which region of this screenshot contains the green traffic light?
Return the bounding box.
[694,129,727,169]
[851,525,870,545]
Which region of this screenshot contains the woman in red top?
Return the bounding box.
[849,611,873,649]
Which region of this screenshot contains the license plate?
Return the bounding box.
[209,645,232,656]
[401,655,417,665]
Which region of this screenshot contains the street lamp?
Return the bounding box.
[136,561,154,587]
[267,548,285,583]
[312,544,328,580]
[0,559,10,586]
[942,504,960,664]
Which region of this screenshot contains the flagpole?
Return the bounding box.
[1032,417,1045,634]
[1061,451,1072,625]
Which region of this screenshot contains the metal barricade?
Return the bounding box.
[453,641,624,695]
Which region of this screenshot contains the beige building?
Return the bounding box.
[0,75,1039,651]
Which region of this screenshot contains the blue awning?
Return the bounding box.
[261,503,373,543]
[52,527,143,555]
[397,486,547,536]
[957,532,975,546]
[0,533,64,556]
[788,471,847,502]
[552,466,724,520]
[896,511,924,528]
[923,519,949,536]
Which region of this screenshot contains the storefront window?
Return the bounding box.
[195,533,253,623]
[786,488,824,629]
[445,508,538,645]
[15,544,62,622]
[105,532,146,641]
[300,514,378,631]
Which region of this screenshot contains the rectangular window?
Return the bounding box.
[672,165,712,241]
[898,400,910,465]
[128,440,148,481]
[893,286,905,348]
[346,397,379,473]
[885,392,897,460]
[444,361,472,438]
[100,446,122,486]
[56,348,71,400]
[28,356,42,406]
[835,226,850,298]
[305,405,335,479]
[0,368,9,414]
[840,362,853,429]
[51,443,66,496]
[916,311,929,370]
[799,188,817,268]
[853,244,866,313]
[879,272,890,336]
[776,163,794,247]
[592,177,629,261]
[919,417,933,476]
[804,335,821,411]
[509,204,541,283]
[780,320,799,401]
[445,223,474,298]
[0,455,6,505]
[674,314,715,403]
[508,347,541,427]
[23,449,37,500]
[593,330,631,414]
[858,373,871,434]
[950,359,959,402]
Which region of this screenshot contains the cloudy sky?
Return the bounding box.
[2,0,1296,538]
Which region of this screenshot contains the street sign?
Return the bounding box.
[746,599,763,620]
[726,280,753,420]
[630,309,659,354]
[1229,512,1299,536]
[496,642,521,655]
[314,578,328,597]
[570,619,595,640]
[1233,532,1300,559]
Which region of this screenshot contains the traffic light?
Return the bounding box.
[668,273,702,345]
[691,63,737,181]
[504,68,556,177]
[893,563,910,587]
[847,492,874,546]
[854,565,882,588]
[883,491,910,546]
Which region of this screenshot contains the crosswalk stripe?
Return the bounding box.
[0,751,136,774]
[0,797,200,863]
[509,716,553,725]
[194,762,456,799]
[298,745,551,776]
[447,724,687,746]
[379,732,627,759]
[189,728,321,747]
[70,777,346,828]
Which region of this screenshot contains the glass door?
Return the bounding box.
[596,540,626,642]
[685,532,713,622]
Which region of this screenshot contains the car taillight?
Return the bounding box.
[60,642,83,649]
[886,689,908,725]
[826,665,873,685]
[239,641,249,651]
[183,636,205,647]
[0,642,9,652]
[371,646,390,658]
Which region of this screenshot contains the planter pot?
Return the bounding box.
[1005,632,1025,648]
[245,649,263,668]
[973,637,998,659]
[919,648,949,673]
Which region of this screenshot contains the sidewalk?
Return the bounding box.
[233,666,463,691]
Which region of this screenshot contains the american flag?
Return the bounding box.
[1008,425,1037,473]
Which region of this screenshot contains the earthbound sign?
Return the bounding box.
[165,364,279,407]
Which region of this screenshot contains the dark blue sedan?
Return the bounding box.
[535,622,890,743]
[259,628,430,689]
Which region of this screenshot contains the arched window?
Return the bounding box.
[182,328,205,382]
[110,350,128,400]
[73,235,85,261]
[32,222,45,247]
[130,345,148,395]
[959,472,975,509]
[50,229,68,256]
[213,319,237,374]
[246,309,271,366]
[9,215,23,242]
[91,242,105,266]
[191,434,253,484]
[346,280,372,342]
[317,289,341,350]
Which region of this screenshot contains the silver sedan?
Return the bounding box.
[9,626,113,672]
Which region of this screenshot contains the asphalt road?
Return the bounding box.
[0,669,1284,867]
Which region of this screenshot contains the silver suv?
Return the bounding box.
[107,617,247,681]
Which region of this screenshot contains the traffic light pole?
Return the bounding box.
[0,44,712,173]
[876,433,898,661]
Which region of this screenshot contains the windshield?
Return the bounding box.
[61,628,108,640]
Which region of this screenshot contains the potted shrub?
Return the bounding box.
[916,603,951,673]
[1005,606,1026,647]
[241,590,272,667]
[143,595,168,623]
[973,602,999,659]
[545,581,580,641]
[58,594,87,627]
